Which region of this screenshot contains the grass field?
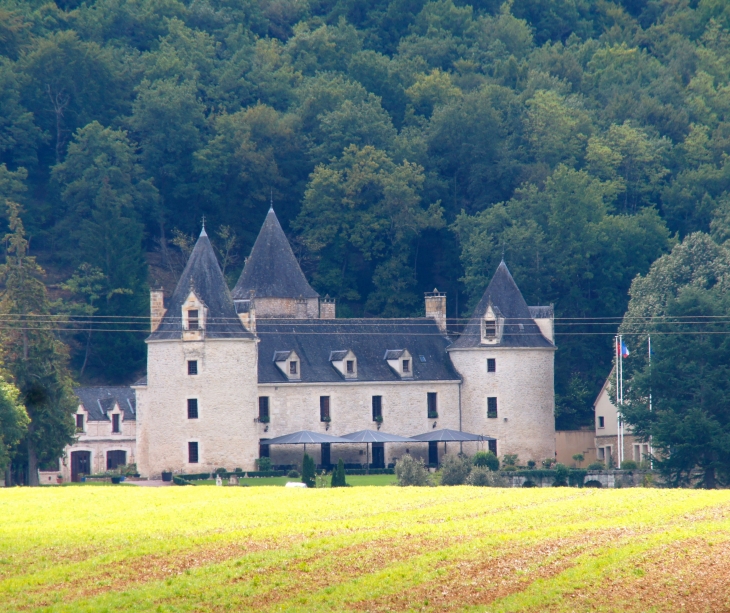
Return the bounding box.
[190,475,397,487]
[1,487,729,612]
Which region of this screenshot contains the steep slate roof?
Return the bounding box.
[232,208,319,300]
[257,319,460,383]
[450,261,554,349]
[74,386,136,421]
[149,228,253,341]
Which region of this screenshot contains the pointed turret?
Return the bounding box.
[451,261,553,348]
[233,209,318,301]
[149,228,252,340]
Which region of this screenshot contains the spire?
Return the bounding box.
[269,189,273,211]
[149,231,251,340]
[200,214,207,237]
[451,261,553,349]
[232,208,319,300]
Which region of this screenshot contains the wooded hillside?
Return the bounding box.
[2,0,729,427]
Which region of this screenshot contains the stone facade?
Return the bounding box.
[449,347,555,463]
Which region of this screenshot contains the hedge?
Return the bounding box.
[244,470,286,477]
[343,468,395,475]
[179,473,212,480]
[173,476,195,486]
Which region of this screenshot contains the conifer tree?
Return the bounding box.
[331,458,347,487]
[0,202,76,485]
[301,452,315,488]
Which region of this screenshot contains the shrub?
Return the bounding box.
[527,460,536,469]
[287,469,300,478]
[331,459,347,487]
[522,479,536,487]
[467,467,507,487]
[620,460,638,470]
[256,457,272,471]
[234,467,243,473]
[572,453,584,467]
[440,454,472,486]
[395,455,430,486]
[215,467,227,474]
[502,454,518,467]
[587,461,606,470]
[502,465,518,471]
[301,454,316,488]
[473,451,499,471]
[542,458,556,468]
[553,463,569,486]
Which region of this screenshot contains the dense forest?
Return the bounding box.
[1,0,730,428]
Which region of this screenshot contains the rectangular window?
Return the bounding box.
[188,441,199,463]
[320,396,330,421]
[598,416,605,428]
[488,440,497,455]
[487,358,496,373]
[346,360,354,373]
[75,414,84,431]
[188,360,198,375]
[633,444,641,462]
[597,447,605,460]
[289,361,298,375]
[372,396,382,421]
[188,309,199,330]
[112,413,120,433]
[402,359,410,373]
[259,443,270,458]
[258,396,270,423]
[484,320,496,338]
[107,450,126,470]
[427,392,438,418]
[487,397,498,418]
[187,398,198,419]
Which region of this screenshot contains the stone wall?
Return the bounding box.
[137,337,259,477]
[449,347,555,464]
[258,380,461,467]
[252,297,319,318]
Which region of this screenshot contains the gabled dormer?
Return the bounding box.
[274,350,301,381]
[106,401,124,434]
[330,350,357,379]
[480,302,504,345]
[182,291,206,341]
[385,349,413,379]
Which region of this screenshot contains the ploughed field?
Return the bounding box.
[2,488,730,612]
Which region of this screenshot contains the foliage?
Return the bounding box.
[439,454,472,485]
[301,453,315,488]
[553,463,569,486]
[395,454,430,486]
[473,450,499,471]
[502,453,518,466]
[466,466,506,487]
[256,457,272,471]
[587,462,606,470]
[620,234,730,488]
[330,458,347,487]
[620,460,638,470]
[572,453,584,467]
[287,469,300,478]
[0,375,28,471]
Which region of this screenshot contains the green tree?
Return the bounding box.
[330,458,347,487]
[0,202,76,486]
[296,145,444,316]
[0,375,28,477]
[301,452,315,488]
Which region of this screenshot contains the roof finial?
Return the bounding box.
[501,243,505,263]
[269,188,273,211]
[200,214,207,237]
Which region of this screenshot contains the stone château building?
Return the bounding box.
[64,209,556,480]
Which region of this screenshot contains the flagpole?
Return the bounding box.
[619,335,624,469]
[615,336,620,469]
[648,335,653,470]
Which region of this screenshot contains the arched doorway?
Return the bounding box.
[71,451,91,482]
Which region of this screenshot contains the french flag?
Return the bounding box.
[621,342,630,358]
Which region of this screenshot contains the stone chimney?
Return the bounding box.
[425,289,446,333]
[320,295,336,319]
[150,289,166,332]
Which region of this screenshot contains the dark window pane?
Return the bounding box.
[372,396,382,420]
[427,392,438,418]
[187,398,198,419]
[259,443,270,458]
[346,360,354,373]
[402,359,410,373]
[75,414,84,430]
[188,360,198,375]
[112,413,120,433]
[487,358,496,373]
[107,450,126,470]
[258,396,270,422]
[487,397,498,418]
[188,442,199,463]
[290,361,298,375]
[598,416,604,428]
[484,320,496,338]
[488,440,497,455]
[188,310,199,330]
[320,396,330,421]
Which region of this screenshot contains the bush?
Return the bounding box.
[620,460,638,470]
[553,463,569,486]
[301,454,316,488]
[502,454,519,467]
[542,458,556,468]
[245,470,286,477]
[173,475,194,486]
[466,467,507,487]
[584,479,603,488]
[522,479,536,487]
[502,465,518,471]
[473,451,499,471]
[587,461,605,470]
[256,457,272,471]
[331,459,347,487]
[527,460,536,469]
[395,455,430,486]
[215,467,227,474]
[440,454,472,486]
[287,469,300,478]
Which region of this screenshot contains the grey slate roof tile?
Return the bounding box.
[74,386,136,421]
[257,319,460,383]
[233,209,319,300]
[149,228,253,341]
[451,261,554,349]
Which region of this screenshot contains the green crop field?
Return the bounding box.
[1,487,729,612]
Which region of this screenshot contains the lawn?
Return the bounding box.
[1,487,729,612]
[193,474,397,487]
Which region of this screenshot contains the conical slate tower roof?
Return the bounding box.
[232,209,318,300]
[149,228,253,340]
[450,261,553,349]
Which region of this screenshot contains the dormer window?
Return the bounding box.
[112,413,120,433]
[484,319,496,338]
[385,349,413,378]
[330,350,357,379]
[75,414,84,432]
[480,304,503,345]
[289,361,298,375]
[346,360,354,374]
[188,309,199,330]
[274,350,301,381]
[402,359,410,373]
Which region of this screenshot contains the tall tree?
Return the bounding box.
[0,374,28,482]
[0,202,76,486]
